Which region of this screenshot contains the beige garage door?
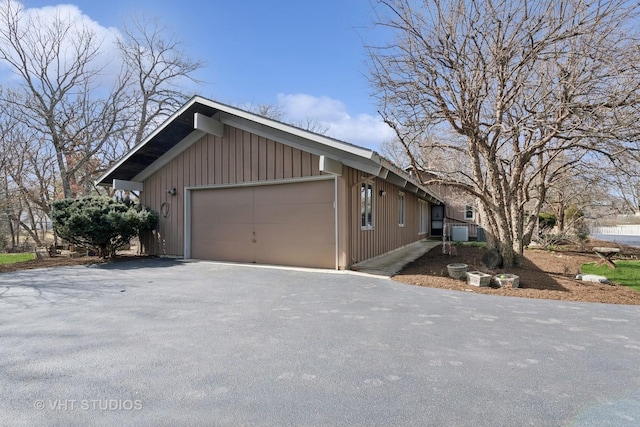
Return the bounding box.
[190,180,335,268]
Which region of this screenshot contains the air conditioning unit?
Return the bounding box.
[451,225,469,242]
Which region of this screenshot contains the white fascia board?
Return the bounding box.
[132,130,205,182]
[113,179,144,192]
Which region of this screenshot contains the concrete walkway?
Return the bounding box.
[350,239,441,276]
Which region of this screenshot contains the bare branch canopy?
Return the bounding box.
[369,0,640,266]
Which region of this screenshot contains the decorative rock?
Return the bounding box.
[575,274,611,284]
[482,248,503,269]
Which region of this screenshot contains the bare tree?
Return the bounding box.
[241,101,331,135]
[608,152,640,215]
[369,0,640,266]
[0,2,205,245]
[0,0,129,199]
[115,16,204,150]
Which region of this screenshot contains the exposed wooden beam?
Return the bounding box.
[377,168,389,179]
[194,112,224,137]
[319,156,343,175]
[404,182,418,193]
[113,179,144,192]
[385,173,407,188]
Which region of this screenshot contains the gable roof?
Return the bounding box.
[96,95,442,204]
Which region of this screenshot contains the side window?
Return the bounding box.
[361,182,374,229]
[464,205,474,220]
[419,200,428,234]
[398,192,405,227]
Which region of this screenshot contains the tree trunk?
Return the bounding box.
[55,149,74,199]
[480,204,524,268]
[18,220,42,246]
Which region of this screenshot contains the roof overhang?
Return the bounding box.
[96,96,443,204]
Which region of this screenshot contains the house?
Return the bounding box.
[409,169,481,241]
[97,96,444,269]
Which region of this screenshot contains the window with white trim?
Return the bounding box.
[464,205,474,220]
[361,182,374,229]
[419,200,428,235]
[398,192,405,227]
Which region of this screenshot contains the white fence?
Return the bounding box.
[591,224,640,236]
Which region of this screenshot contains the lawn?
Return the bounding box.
[0,253,36,265]
[581,261,640,291]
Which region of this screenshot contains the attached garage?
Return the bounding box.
[97,96,444,269]
[187,178,336,269]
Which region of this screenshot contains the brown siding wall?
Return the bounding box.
[345,167,430,265]
[140,126,322,256]
[428,181,479,224]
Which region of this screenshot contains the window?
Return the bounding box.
[419,200,429,235]
[361,182,374,229]
[398,192,405,227]
[464,205,474,220]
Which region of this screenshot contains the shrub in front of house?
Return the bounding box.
[51,196,158,259]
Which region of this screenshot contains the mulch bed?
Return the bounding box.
[393,240,640,305]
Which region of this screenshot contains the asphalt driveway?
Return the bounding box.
[1,259,640,426]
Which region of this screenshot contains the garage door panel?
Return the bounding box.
[191,223,253,261]
[208,223,253,241]
[256,241,335,268]
[193,188,253,224]
[191,186,254,261]
[190,180,335,268]
[208,206,253,224]
[253,180,333,204]
[205,240,254,263]
[192,186,251,207]
[258,202,334,225]
[254,223,334,246]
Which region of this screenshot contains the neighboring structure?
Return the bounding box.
[97,96,443,269]
[409,170,481,240]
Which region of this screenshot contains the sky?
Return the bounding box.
[17,0,396,150]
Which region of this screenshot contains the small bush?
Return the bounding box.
[538,212,557,229]
[51,196,158,259]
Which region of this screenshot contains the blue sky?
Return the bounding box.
[19,0,395,149]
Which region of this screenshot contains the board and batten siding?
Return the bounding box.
[345,167,429,265]
[140,126,322,257]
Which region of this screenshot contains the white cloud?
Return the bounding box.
[0,1,121,85]
[276,93,394,150]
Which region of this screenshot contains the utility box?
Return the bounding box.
[451,225,469,242]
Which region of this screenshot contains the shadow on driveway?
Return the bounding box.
[1,260,640,426]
